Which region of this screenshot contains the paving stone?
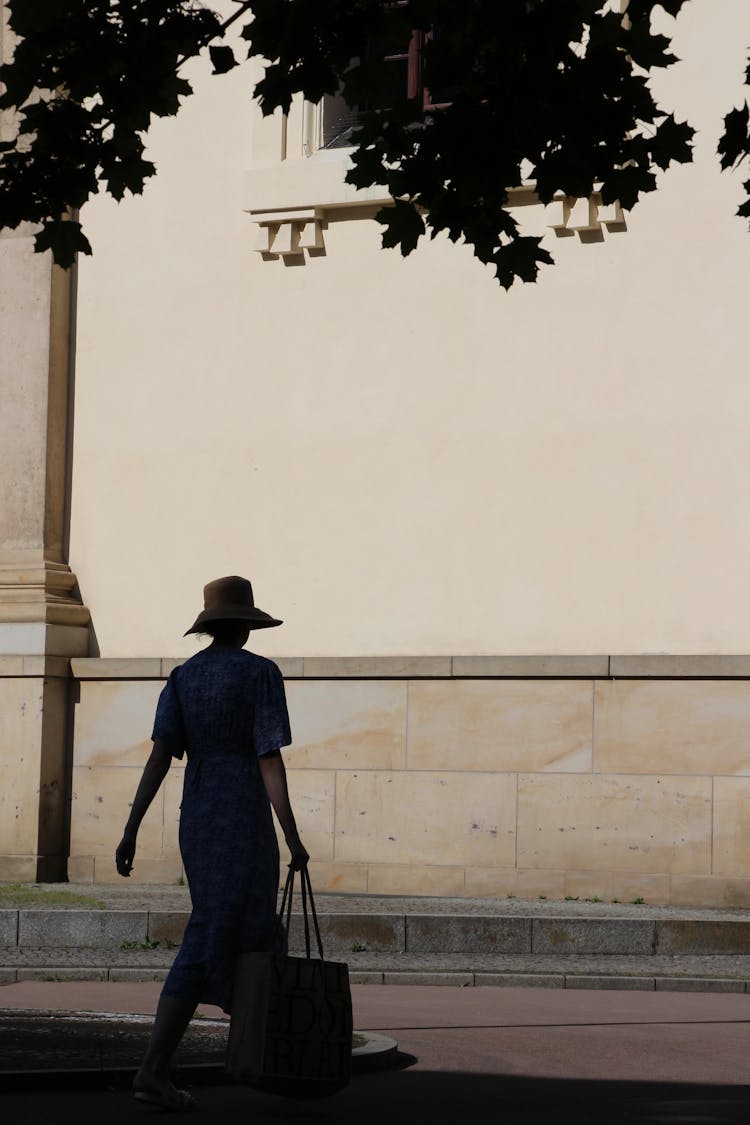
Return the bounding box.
[349,972,385,985]
[16,968,109,982]
[406,916,531,954]
[108,968,169,982]
[564,976,655,990]
[0,969,17,983]
[382,972,474,986]
[474,973,565,988]
[654,977,747,993]
[532,918,656,955]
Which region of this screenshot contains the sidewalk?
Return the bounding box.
[2,980,750,1123]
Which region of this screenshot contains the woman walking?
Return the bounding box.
[115,576,308,1111]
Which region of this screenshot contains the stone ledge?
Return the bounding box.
[63,654,750,681]
[17,910,148,949]
[531,919,656,956]
[610,655,750,678]
[0,655,71,678]
[406,916,532,954]
[71,658,162,680]
[303,656,451,678]
[451,656,610,678]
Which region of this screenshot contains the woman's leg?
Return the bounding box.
[133,993,198,1106]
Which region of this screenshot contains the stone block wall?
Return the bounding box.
[65,657,750,907]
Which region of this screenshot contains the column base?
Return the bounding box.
[0,854,67,882]
[0,559,91,656]
[0,640,76,885]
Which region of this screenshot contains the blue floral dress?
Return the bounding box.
[151,646,292,1013]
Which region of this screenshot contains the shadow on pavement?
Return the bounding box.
[3,1066,750,1124]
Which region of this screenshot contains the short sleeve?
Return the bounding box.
[253,660,292,758]
[151,670,187,759]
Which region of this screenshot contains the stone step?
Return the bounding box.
[4,908,750,956]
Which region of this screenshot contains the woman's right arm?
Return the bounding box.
[115,739,173,876]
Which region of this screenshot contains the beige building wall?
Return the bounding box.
[4,2,748,899]
[67,660,750,908]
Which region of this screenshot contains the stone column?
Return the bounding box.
[0,239,89,655]
[0,233,90,881]
[0,0,90,876]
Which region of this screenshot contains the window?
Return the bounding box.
[320,7,453,150]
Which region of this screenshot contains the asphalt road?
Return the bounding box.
[3,984,750,1123]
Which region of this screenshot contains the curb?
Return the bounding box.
[352,1032,399,1073]
[4,968,750,992]
[0,1011,399,1089]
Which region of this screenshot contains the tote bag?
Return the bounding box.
[226,866,353,1099]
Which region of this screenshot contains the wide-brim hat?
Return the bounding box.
[184,576,283,635]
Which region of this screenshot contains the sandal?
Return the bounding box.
[133,1084,197,1112]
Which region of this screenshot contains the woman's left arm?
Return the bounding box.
[115,739,173,877]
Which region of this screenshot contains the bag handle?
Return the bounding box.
[273,865,325,961]
[300,864,325,962]
[273,867,296,949]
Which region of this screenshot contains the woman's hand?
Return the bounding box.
[287,837,309,871]
[115,834,136,877]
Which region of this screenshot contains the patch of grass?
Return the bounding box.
[564,895,579,902]
[631,897,646,905]
[584,896,602,903]
[351,942,367,953]
[352,1034,368,1050]
[538,895,547,900]
[0,884,105,909]
[121,938,163,952]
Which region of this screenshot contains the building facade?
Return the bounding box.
[3,1,750,903]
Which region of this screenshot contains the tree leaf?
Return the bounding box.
[377,200,425,256]
[651,116,694,171]
[209,45,237,76]
[103,155,157,201]
[33,219,92,269]
[719,103,750,170]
